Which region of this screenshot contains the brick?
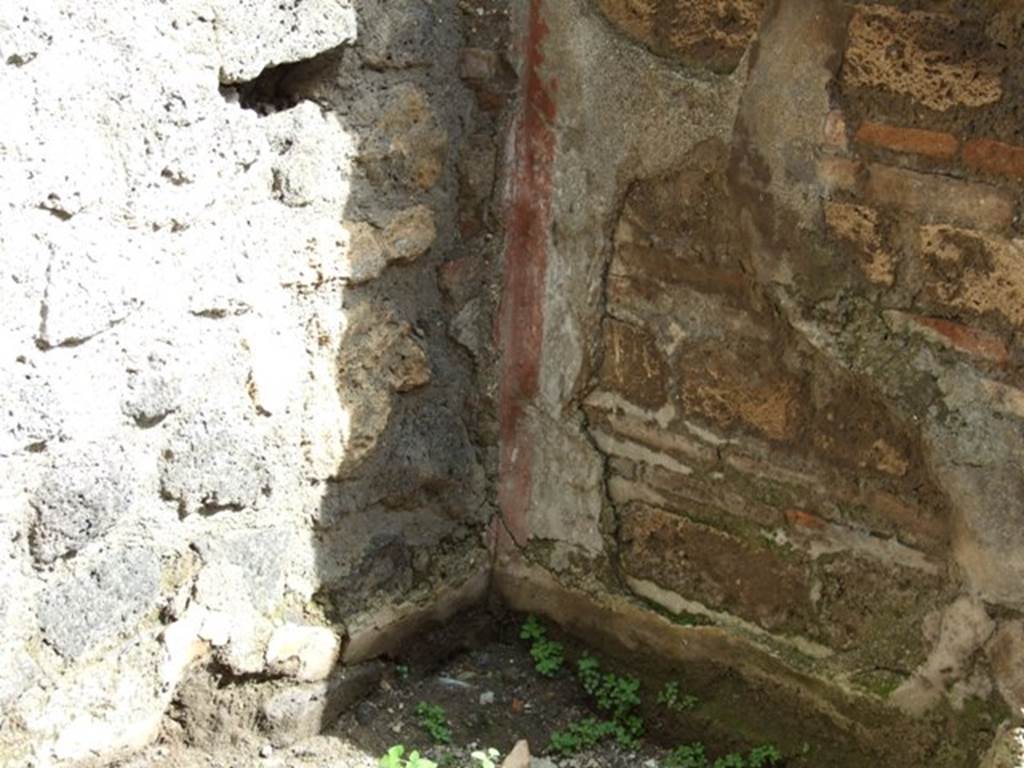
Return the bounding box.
[854,121,957,159]
[598,319,669,409]
[865,164,1014,232]
[619,502,812,632]
[884,310,1009,365]
[917,225,1024,328]
[824,202,894,286]
[843,6,1002,112]
[963,139,1024,180]
[817,156,861,194]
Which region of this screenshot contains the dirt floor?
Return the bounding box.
[113,610,806,768]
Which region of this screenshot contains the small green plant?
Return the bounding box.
[664,743,707,768]
[573,654,644,747]
[415,701,452,744]
[470,748,501,768]
[396,664,410,681]
[712,754,746,768]
[549,718,616,755]
[748,745,783,767]
[657,681,698,712]
[520,615,564,677]
[379,745,437,768]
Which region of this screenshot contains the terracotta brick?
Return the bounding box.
[885,310,1009,365]
[854,121,957,159]
[599,319,669,409]
[865,164,1014,232]
[963,139,1024,180]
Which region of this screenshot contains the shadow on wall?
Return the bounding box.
[161,0,516,755]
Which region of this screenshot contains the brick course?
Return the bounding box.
[854,121,957,159]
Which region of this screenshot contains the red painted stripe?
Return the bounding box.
[497,0,557,548]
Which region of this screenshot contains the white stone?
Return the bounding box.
[266,624,342,682]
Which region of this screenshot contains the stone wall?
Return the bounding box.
[0,1,509,763]
[496,1,1024,764]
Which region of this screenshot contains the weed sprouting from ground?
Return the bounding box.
[415,701,452,744]
[520,615,564,677]
[379,745,437,768]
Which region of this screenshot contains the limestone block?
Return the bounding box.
[264,103,355,208]
[192,530,288,613]
[266,624,341,682]
[212,0,357,83]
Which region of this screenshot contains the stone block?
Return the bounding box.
[29,439,135,564]
[37,547,161,659]
[843,5,1002,111]
[917,225,1024,329]
[824,201,894,286]
[193,530,287,614]
[159,408,272,516]
[212,0,357,83]
[261,662,384,746]
[677,342,802,442]
[266,624,341,682]
[594,0,766,73]
[598,319,669,410]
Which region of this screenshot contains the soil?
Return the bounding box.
[111,609,819,768]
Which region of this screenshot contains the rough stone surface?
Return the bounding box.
[265,624,341,682]
[261,663,385,747]
[498,0,1024,764]
[0,0,503,763]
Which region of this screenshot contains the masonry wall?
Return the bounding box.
[496,2,1024,764]
[0,2,508,763]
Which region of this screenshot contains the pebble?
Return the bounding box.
[259,744,273,758]
[480,690,495,705]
